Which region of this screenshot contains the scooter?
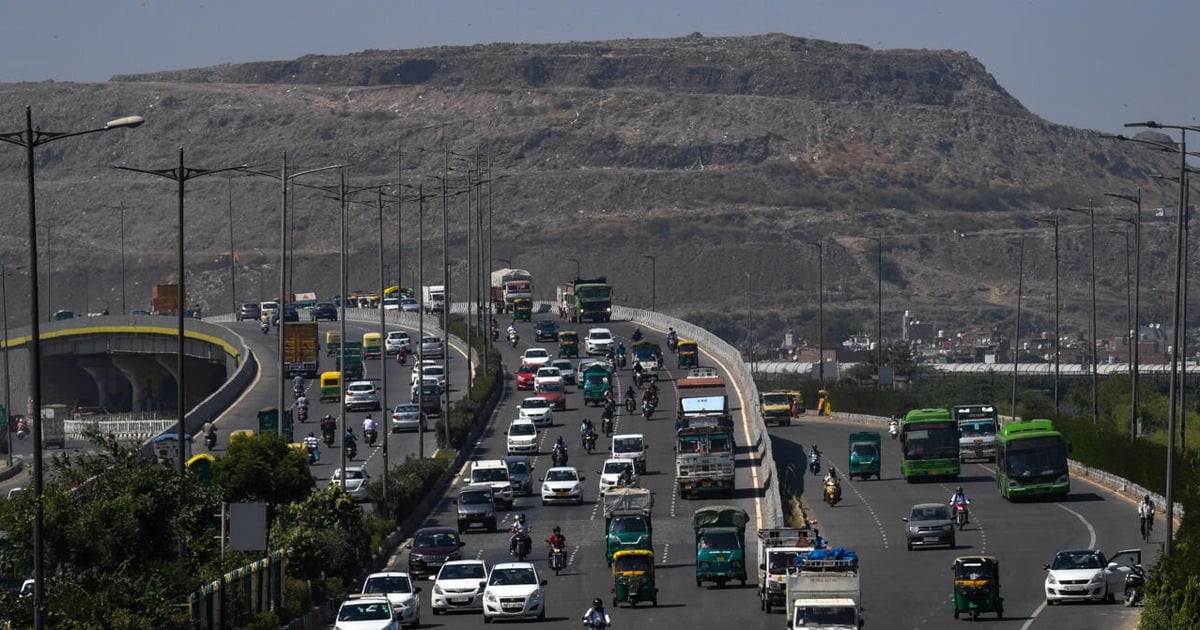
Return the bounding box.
[509,331,520,348]
[953,501,970,529]
[322,426,336,447]
[1124,564,1146,607]
[365,427,378,447]
[548,545,567,576]
[16,419,27,440]
[602,416,613,436]
[552,447,568,467]
[345,440,357,460]
[624,397,636,414]
[809,456,821,477]
[889,421,899,440]
[823,481,841,506]
[642,400,653,420]
[296,406,308,423]
[306,444,319,465]
[204,431,217,451]
[261,321,270,334]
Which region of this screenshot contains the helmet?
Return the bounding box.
[956,486,964,494]
[1145,494,1152,501]
[593,598,603,608]
[553,526,561,533]
[308,432,314,438]
[517,514,526,523]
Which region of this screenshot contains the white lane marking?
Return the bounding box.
[1015,497,1097,630]
[836,467,890,549]
[661,542,671,565]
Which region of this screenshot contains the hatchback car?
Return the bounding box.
[534,366,563,388]
[503,455,535,496]
[391,403,424,432]
[383,297,401,311]
[482,562,547,622]
[534,381,567,410]
[334,596,401,629]
[386,331,413,355]
[345,380,382,412]
[515,364,538,390]
[1044,548,1141,604]
[520,347,551,367]
[329,467,371,502]
[455,484,497,533]
[400,297,420,312]
[518,397,554,426]
[360,571,421,627]
[506,419,540,455]
[421,336,445,359]
[407,527,465,580]
[903,502,955,550]
[310,302,338,321]
[431,559,489,615]
[259,301,280,322]
[549,358,576,384]
[585,328,614,355]
[237,302,262,321]
[540,466,585,505]
[534,319,560,341]
[598,458,638,495]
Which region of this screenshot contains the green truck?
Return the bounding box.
[604,487,654,566]
[557,277,613,323]
[693,505,749,587]
[333,341,364,380]
[848,432,882,480]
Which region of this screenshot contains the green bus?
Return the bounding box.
[900,408,961,481]
[995,419,1070,500]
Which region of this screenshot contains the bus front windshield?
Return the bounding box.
[902,421,959,460]
[1004,437,1068,476]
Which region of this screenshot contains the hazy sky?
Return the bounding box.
[1,1,1196,133]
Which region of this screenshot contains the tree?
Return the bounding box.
[212,432,314,506]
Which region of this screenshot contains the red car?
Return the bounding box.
[535,381,567,410]
[515,364,537,390]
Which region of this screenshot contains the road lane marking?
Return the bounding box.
[837,468,890,549]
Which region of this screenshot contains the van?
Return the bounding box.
[612,433,648,474]
[463,459,514,508]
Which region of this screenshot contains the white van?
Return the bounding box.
[611,433,648,474]
[464,459,514,508]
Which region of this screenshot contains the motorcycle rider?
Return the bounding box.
[667,327,678,350]
[949,486,971,523]
[510,513,531,555]
[888,417,899,438]
[580,419,596,446]
[362,415,378,446]
[546,526,567,560]
[295,393,309,421]
[631,327,643,342]
[343,427,358,458]
[552,436,569,465]
[582,598,612,628]
[1138,494,1156,539]
[490,320,499,340]
[303,432,320,463]
[809,445,821,473]
[320,414,337,444]
[201,421,218,450]
[646,382,659,404]
[617,466,634,487]
[261,319,270,334]
[292,374,305,396]
[625,386,637,404]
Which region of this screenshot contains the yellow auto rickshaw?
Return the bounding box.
[611,549,657,608]
[512,298,533,321]
[362,332,383,359]
[326,330,342,357]
[676,339,699,369]
[320,371,342,402]
[558,331,580,358]
[952,556,1003,620]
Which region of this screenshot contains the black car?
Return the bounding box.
[310,302,338,321]
[281,305,299,322]
[535,319,560,341]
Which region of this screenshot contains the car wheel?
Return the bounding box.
[483,613,492,624]
[906,541,913,551]
[432,607,442,616]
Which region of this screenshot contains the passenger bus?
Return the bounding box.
[899,408,961,481]
[995,419,1070,500]
[952,404,999,462]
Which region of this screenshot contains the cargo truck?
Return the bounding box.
[422,285,446,313]
[603,487,653,566]
[151,283,181,315]
[693,506,749,587]
[39,404,67,449]
[786,548,862,629]
[675,418,735,498]
[490,268,533,313]
[283,322,320,378]
[675,369,731,431]
[761,391,794,426]
[757,527,817,613]
[557,277,613,323]
[953,404,999,462]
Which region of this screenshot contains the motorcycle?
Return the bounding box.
[633,372,644,388]
[552,446,569,467]
[365,428,378,447]
[1124,563,1146,607]
[602,416,614,436]
[509,331,520,348]
[510,529,532,561]
[296,406,308,423]
[631,328,643,342]
[204,431,217,451]
[823,481,841,506]
[667,334,678,352]
[585,431,597,454]
[16,419,28,440]
[809,455,821,477]
[306,444,319,465]
[953,501,969,529]
[548,545,567,576]
[322,426,336,447]
[293,384,305,398]
[889,421,899,440]
[261,321,270,335]
[345,440,357,460]
[642,400,653,420]
[624,397,636,414]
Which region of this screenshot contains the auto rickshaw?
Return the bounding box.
[228,429,256,443]
[326,330,342,357]
[320,371,342,402]
[676,339,699,369]
[558,331,580,357]
[362,332,383,360]
[512,298,533,321]
[952,556,1003,620]
[611,549,657,608]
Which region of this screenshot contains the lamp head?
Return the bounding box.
[105,116,144,130]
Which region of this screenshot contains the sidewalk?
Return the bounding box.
[0,457,26,483]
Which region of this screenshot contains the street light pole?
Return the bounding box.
[2,265,12,467]
[1010,237,1025,420]
[1035,215,1061,417]
[864,236,883,389]
[1110,190,1142,442]
[567,257,580,282]
[119,203,127,315]
[642,255,656,312]
[1062,205,1099,425]
[1109,224,1134,431]
[228,177,237,314]
[807,241,825,384]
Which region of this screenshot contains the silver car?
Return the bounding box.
[903,502,956,550]
[391,403,424,432]
[344,380,381,412]
[421,336,445,359]
[549,359,576,384]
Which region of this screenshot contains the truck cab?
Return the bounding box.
[611,433,647,474]
[786,549,862,629]
[761,391,794,426]
[757,527,816,614]
[693,506,749,588]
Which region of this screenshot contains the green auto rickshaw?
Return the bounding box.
[952,555,1003,620]
[848,432,881,480]
[512,298,533,321]
[612,549,657,608]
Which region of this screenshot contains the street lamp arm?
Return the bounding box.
[1104,192,1140,204]
[1125,121,1200,134]
[237,163,350,182]
[114,162,247,181]
[0,115,143,148]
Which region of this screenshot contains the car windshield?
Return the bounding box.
[911,505,949,521]
[699,531,741,550]
[955,561,993,580]
[335,469,366,481]
[537,321,556,330]
[614,438,642,452]
[489,567,537,586]
[506,460,529,475]
[795,606,857,627]
[539,382,564,393]
[591,332,612,341]
[510,423,536,436]
[518,365,537,374]
[537,368,560,377]
[604,461,632,474]
[423,337,441,344]
[338,602,392,621]
[551,362,573,371]
[440,563,486,580]
[414,532,459,550]
[1052,551,1103,570]
[546,469,578,482]
[525,349,548,358]
[460,490,492,505]
[473,469,508,482]
[522,399,549,409]
[364,574,412,594]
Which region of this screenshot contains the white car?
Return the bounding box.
[597,458,638,495]
[540,466,585,505]
[585,328,613,355]
[345,381,382,412]
[386,331,413,355]
[533,366,563,388]
[612,433,648,474]
[1044,548,1141,604]
[415,365,447,389]
[520,347,551,367]
[549,358,576,384]
[383,297,401,311]
[360,572,421,628]
[482,562,547,622]
[330,467,372,502]
[335,596,402,629]
[431,559,489,614]
[464,459,514,508]
[518,397,554,427]
[506,419,540,455]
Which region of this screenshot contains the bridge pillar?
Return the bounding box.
[112,355,174,413]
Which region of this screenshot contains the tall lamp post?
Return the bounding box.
[1062,205,1099,425]
[807,241,825,384]
[0,108,143,628]
[1109,224,1134,422]
[1009,238,1025,420]
[642,255,656,312]
[119,203,128,314]
[864,236,883,389]
[2,265,16,467]
[1109,190,1142,442]
[1035,215,1061,416]
[567,257,580,281]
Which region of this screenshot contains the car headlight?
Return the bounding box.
[485,591,498,603]
[908,526,919,534]
[942,524,953,532]
[1088,572,1103,584]
[433,584,443,595]
[571,484,582,495]
[1046,575,1058,585]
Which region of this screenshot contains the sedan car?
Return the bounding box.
[400,297,420,312]
[506,419,540,455]
[335,596,400,629]
[534,319,560,341]
[385,331,412,355]
[534,366,563,388]
[310,302,338,321]
[549,359,576,384]
[903,502,955,550]
[421,336,445,359]
[515,364,538,390]
[1044,548,1141,604]
[482,562,546,622]
[407,527,466,580]
[534,381,567,410]
[345,380,382,412]
[361,571,421,627]
[540,466,585,505]
[329,467,371,502]
[281,305,300,322]
[432,559,489,614]
[391,403,424,432]
[518,397,554,426]
[520,347,551,367]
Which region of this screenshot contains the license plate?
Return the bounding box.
[924,536,942,542]
[701,481,712,487]
[450,597,469,604]
[556,491,569,496]
[715,556,725,562]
